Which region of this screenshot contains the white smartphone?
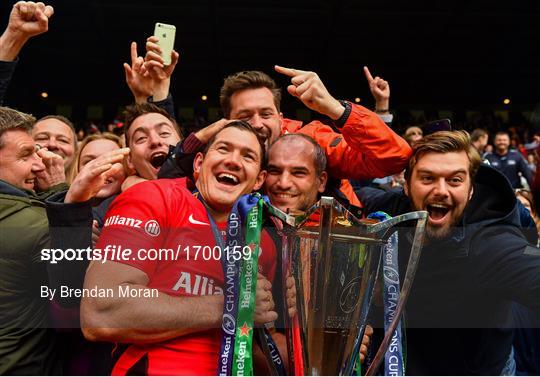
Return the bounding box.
[153,22,176,66]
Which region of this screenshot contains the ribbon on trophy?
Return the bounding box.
[211,193,284,376]
[368,212,405,376]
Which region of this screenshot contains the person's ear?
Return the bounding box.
[253,170,267,191]
[404,180,409,197]
[468,185,474,200]
[318,171,328,193]
[193,152,204,180]
[127,152,135,171]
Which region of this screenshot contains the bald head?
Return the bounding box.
[265,134,327,212]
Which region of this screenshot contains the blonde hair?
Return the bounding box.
[68,133,123,183]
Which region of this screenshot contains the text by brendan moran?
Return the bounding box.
[41,285,159,300]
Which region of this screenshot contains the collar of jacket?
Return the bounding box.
[0,179,36,198]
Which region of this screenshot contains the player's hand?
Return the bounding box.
[359,325,373,363]
[144,36,179,80]
[35,147,65,190]
[285,273,297,318]
[274,65,344,120]
[0,2,54,61]
[364,66,390,112]
[254,273,278,325]
[124,41,155,104]
[194,118,232,144]
[143,36,179,101]
[65,148,129,203]
[7,1,54,39]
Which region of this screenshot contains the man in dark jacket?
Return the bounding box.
[485,131,533,188]
[0,106,66,374]
[358,130,540,375]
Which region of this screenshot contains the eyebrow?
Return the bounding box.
[267,163,310,172]
[132,122,173,135]
[214,140,259,158]
[416,168,468,175]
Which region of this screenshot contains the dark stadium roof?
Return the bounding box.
[2,0,539,121]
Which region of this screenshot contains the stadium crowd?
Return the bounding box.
[1,1,539,376]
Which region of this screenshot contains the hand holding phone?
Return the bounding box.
[153,22,176,66]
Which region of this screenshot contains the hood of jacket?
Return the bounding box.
[456,164,520,242]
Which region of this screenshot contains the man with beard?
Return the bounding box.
[357,130,540,375]
[81,121,278,375]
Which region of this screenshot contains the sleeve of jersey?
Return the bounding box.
[299,104,412,180]
[95,181,172,277]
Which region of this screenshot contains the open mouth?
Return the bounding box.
[150,152,168,169]
[426,203,450,221]
[216,173,239,186]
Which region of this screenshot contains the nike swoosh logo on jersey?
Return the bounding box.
[188,214,210,226]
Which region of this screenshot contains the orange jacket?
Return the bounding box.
[281,104,412,207]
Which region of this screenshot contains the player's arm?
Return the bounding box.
[274,65,411,180]
[81,259,223,343]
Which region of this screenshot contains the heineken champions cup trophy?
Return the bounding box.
[266,197,427,376]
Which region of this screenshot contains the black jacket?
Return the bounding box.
[359,165,540,375]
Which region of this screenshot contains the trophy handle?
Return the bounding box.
[365,213,427,376]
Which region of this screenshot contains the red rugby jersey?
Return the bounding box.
[95,178,277,375]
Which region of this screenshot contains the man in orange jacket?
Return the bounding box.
[158,67,411,207]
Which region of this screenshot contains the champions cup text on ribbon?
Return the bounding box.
[217,201,243,376]
[215,194,285,376]
[368,212,405,376]
[232,195,263,376]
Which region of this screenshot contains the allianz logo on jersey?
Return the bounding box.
[103,215,161,236]
[172,271,223,296]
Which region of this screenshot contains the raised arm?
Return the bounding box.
[0,1,54,103]
[274,65,411,180]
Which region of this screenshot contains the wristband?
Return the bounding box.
[334,100,352,128]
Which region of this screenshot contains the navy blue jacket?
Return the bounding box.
[485,149,533,188]
[358,165,540,375]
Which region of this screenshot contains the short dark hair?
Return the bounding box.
[123,103,180,145]
[470,128,488,143]
[495,131,510,139]
[203,120,267,168]
[405,130,481,183]
[0,107,36,149]
[269,133,327,175]
[220,71,281,118]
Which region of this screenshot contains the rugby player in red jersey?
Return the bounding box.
[81,121,278,375]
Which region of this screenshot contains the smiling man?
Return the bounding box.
[265,133,328,213]
[358,130,540,375]
[32,115,77,173]
[159,68,411,208]
[81,121,279,375]
[0,106,66,375]
[124,103,181,180]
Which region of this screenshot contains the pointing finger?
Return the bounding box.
[364,66,374,83]
[274,65,307,78]
[130,42,138,65]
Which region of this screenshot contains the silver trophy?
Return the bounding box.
[265,197,427,376]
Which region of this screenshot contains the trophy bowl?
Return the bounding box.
[265,197,427,376]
